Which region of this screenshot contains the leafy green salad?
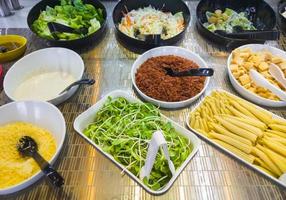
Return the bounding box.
[83,97,192,190]
[203,8,256,33]
[32,0,104,40]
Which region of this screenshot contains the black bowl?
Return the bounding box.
[196,0,276,49]
[112,0,190,53]
[27,0,107,49]
[278,1,286,32]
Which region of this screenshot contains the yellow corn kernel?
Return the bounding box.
[239,74,251,85]
[230,64,239,72]
[249,56,262,66]
[243,62,253,70]
[264,52,272,61]
[238,70,246,76]
[233,58,244,65]
[233,72,240,79]
[239,52,250,58]
[258,62,269,71]
[244,83,251,89]
[278,62,286,70]
[271,56,283,64]
[248,87,256,93]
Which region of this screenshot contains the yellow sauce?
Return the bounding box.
[0,122,56,189]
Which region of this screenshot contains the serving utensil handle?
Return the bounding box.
[60,78,95,95]
[33,152,64,187]
[187,68,214,76]
[229,30,279,40]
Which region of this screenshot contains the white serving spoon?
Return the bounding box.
[269,63,286,89]
[249,69,286,101]
[279,173,286,185]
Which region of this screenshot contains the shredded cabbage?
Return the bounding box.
[118,6,184,40]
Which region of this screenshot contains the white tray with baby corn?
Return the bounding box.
[187,89,286,188]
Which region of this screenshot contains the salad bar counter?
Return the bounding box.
[1,0,286,199]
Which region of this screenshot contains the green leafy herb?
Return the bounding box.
[32,0,104,40]
[83,97,192,190]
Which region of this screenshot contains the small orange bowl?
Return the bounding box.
[0,35,27,63]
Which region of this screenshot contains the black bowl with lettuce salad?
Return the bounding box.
[27,0,107,48]
[196,0,276,50]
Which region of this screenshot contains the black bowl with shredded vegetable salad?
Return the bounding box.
[83,97,193,191]
[112,0,190,53]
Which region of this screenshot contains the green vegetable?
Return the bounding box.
[203,8,256,33]
[83,97,192,190]
[32,0,104,40]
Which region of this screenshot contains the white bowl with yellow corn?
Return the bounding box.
[227,44,286,107]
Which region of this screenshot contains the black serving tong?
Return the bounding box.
[47,22,88,40]
[143,34,161,45]
[135,31,162,45]
[164,68,214,77]
[245,6,257,24]
[17,136,64,187]
[215,27,280,41]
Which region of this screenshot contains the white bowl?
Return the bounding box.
[4,47,84,105]
[131,46,210,109]
[227,44,286,107]
[0,101,66,195]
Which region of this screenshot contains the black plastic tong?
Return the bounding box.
[215,29,280,41]
[47,22,88,40]
[164,68,214,77]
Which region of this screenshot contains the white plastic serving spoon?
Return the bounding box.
[279,173,286,185]
[269,63,286,89]
[249,69,286,101]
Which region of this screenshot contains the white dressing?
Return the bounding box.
[13,71,76,101]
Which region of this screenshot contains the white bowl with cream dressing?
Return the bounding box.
[4,47,84,105]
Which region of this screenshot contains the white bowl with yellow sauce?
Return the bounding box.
[3,47,84,105]
[0,100,66,195]
[227,44,286,107]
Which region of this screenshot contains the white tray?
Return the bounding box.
[186,89,286,188]
[73,90,200,195]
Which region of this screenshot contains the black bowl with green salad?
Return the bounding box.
[196,0,277,50]
[27,0,107,49]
